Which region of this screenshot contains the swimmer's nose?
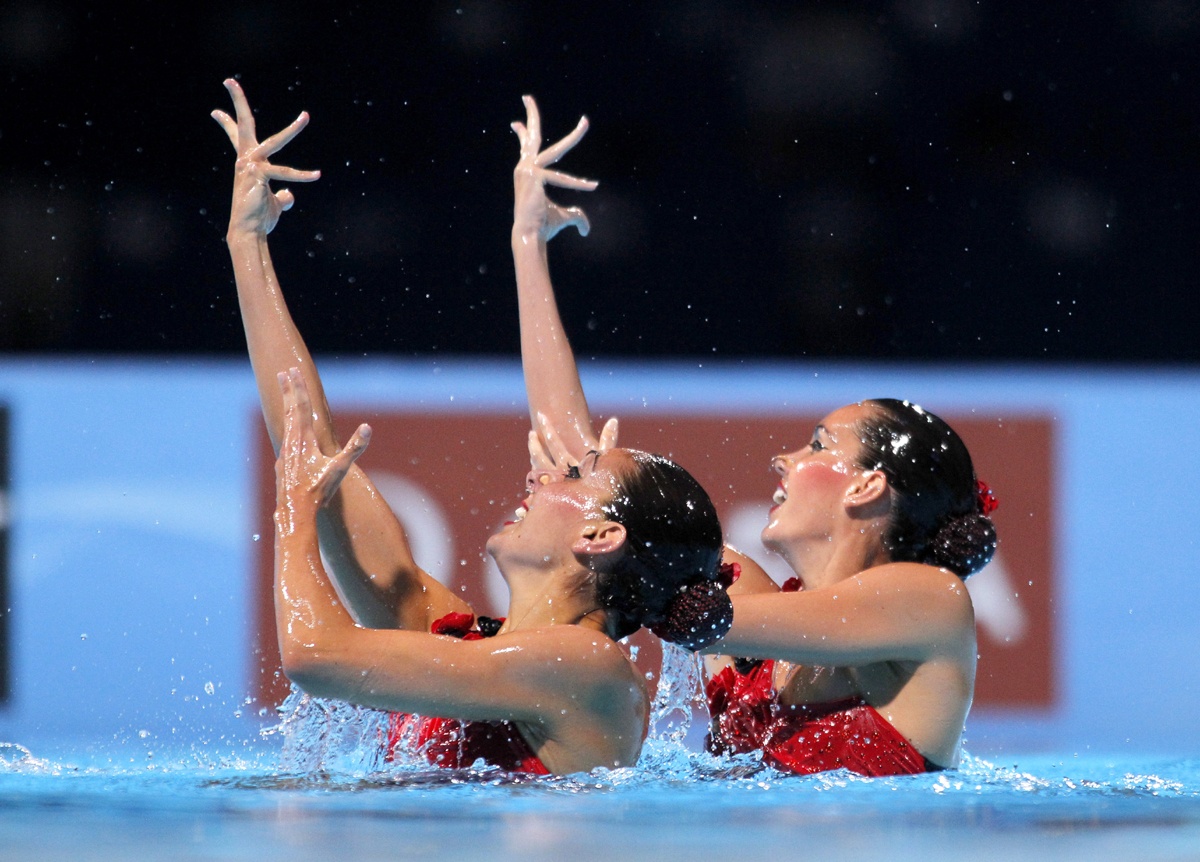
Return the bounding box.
[771,455,790,477]
[526,468,556,490]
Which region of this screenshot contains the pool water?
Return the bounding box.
[3,653,1197,861]
[3,741,1198,862]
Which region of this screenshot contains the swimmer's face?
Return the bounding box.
[486,449,633,572]
[762,403,878,552]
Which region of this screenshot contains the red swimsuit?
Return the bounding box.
[705,659,937,776]
[706,577,940,777]
[384,613,550,775]
[385,712,549,775]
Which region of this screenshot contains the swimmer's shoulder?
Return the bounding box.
[858,561,976,640]
[722,545,782,595]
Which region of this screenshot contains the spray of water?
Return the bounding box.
[264,687,392,774]
[637,642,705,774]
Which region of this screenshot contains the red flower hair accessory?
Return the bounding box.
[430,612,505,641]
[976,479,999,516]
[431,612,480,639]
[717,561,741,588]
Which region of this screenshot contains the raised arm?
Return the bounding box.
[213,79,467,630]
[510,96,617,460]
[211,79,329,451]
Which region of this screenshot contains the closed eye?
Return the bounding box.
[565,450,600,480]
[810,439,825,452]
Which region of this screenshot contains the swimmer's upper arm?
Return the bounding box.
[283,625,640,728]
[703,546,781,675]
[713,563,975,665]
[317,463,472,631]
[722,546,781,596]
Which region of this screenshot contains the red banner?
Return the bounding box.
[253,409,1055,711]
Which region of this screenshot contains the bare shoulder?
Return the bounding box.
[853,562,975,626]
[723,545,782,596]
[488,625,644,705]
[527,627,649,735]
[864,560,972,591]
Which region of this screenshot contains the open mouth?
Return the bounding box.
[502,501,529,527]
[772,484,787,506]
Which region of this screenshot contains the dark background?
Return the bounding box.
[2,1,1197,362]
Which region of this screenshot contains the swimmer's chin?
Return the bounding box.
[760,522,784,552]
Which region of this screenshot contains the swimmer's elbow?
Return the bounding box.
[279,638,355,699]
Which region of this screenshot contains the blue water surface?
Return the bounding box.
[3,739,1198,862]
[4,672,1200,862]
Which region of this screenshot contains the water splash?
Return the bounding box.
[634,642,708,776]
[648,642,704,744]
[0,743,53,774]
[948,752,1191,799]
[264,687,392,774]
[247,677,1196,800]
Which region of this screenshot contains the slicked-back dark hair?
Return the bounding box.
[854,399,997,577]
[595,450,726,643]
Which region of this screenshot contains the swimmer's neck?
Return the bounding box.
[778,529,891,591]
[498,566,611,635]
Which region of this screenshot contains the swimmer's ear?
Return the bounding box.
[574,521,627,556]
[843,469,888,511]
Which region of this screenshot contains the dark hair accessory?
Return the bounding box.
[476,616,505,638]
[717,561,741,588]
[649,580,733,651]
[975,479,999,516]
[928,514,998,577]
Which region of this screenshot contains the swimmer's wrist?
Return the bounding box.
[226,226,268,246]
[274,501,318,536]
[511,222,545,244]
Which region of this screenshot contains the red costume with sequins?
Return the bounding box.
[384,613,549,775]
[386,712,548,775]
[705,659,937,776]
[706,578,940,777]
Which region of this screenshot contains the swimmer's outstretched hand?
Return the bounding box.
[212,79,320,237]
[511,95,598,242]
[275,368,370,525]
[528,413,619,476]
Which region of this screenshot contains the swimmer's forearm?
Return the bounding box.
[226,230,338,455]
[512,229,596,456]
[709,570,972,665]
[228,232,440,628]
[274,506,356,672]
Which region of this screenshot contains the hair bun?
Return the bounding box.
[649,580,733,651]
[927,512,998,577]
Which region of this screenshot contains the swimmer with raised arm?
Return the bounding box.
[212,80,732,775]
[507,95,998,776]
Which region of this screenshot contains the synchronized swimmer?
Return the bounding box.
[213,79,733,776]
[507,96,998,776]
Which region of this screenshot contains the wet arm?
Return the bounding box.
[510,95,603,458]
[216,80,467,630]
[226,229,462,629]
[709,563,975,666]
